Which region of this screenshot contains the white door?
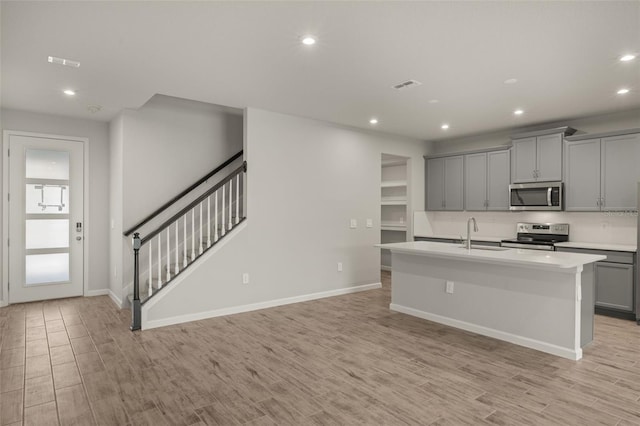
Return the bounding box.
[7,134,84,303]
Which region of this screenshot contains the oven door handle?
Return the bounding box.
[547,187,552,206]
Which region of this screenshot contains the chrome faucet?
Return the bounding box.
[466,217,478,249]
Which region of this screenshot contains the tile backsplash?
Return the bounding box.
[414,210,637,246]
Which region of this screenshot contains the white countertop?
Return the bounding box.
[554,241,637,253]
[377,241,606,270]
[413,233,508,243]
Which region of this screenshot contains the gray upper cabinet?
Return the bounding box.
[426,157,445,210]
[465,150,510,211]
[511,137,537,182]
[511,128,574,183]
[564,131,640,211]
[601,133,640,210]
[564,139,601,211]
[536,133,563,181]
[426,156,463,211]
[464,153,487,211]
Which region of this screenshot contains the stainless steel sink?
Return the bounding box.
[460,245,509,251]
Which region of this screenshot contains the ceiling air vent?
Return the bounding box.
[392,79,422,90]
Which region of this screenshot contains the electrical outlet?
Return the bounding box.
[337,262,343,272]
[242,273,249,284]
[445,281,454,294]
[350,219,357,229]
[366,219,373,228]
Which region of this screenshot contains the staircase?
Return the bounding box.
[124,152,246,331]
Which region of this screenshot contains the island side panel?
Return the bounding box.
[390,252,583,360]
[581,263,595,348]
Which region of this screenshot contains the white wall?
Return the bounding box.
[430,108,640,155]
[0,108,111,301]
[109,115,124,305]
[121,94,243,228]
[109,95,244,305]
[145,107,430,322]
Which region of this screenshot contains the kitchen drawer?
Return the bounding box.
[556,247,634,264]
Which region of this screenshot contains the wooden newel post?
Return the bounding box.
[131,232,142,331]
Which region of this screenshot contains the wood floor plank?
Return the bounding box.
[24,401,59,426]
[55,383,95,425]
[24,374,55,408]
[0,365,24,393]
[3,274,640,425]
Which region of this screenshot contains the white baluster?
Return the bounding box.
[235,174,240,224]
[214,191,219,242]
[191,208,195,260]
[199,202,203,255]
[207,196,211,248]
[221,185,226,236]
[158,234,162,289]
[183,215,188,267]
[228,180,233,230]
[174,220,179,275]
[148,241,153,297]
[166,228,171,281]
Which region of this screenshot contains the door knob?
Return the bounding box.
[76,236,82,241]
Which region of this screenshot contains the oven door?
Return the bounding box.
[509,182,563,211]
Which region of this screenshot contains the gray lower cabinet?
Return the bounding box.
[426,156,463,211]
[595,262,634,312]
[557,247,636,315]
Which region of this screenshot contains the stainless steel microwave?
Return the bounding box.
[509,182,563,211]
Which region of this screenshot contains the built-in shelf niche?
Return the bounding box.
[381,154,410,271]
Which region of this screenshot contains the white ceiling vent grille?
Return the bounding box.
[392,79,422,90]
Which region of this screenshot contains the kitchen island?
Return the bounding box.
[377,242,605,360]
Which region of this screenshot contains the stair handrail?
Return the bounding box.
[139,161,246,246]
[130,160,247,331]
[124,150,243,236]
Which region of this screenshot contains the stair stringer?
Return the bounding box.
[140,220,249,329]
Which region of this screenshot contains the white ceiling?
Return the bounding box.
[2,1,639,141]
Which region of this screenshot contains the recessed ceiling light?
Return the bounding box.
[514,109,524,115]
[504,78,518,84]
[617,88,630,95]
[63,89,76,96]
[428,99,440,104]
[620,54,636,62]
[369,118,378,125]
[301,35,316,45]
[441,124,449,130]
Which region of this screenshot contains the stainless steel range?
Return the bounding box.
[501,223,569,251]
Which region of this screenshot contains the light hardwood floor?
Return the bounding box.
[1,271,640,425]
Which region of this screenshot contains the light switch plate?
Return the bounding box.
[366,219,373,228]
[350,219,357,229]
[445,281,454,294]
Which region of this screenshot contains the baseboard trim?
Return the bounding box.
[108,290,123,309]
[85,289,109,297]
[143,282,382,330]
[0,299,7,308]
[390,303,581,361]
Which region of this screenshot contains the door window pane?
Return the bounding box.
[26,184,69,214]
[25,149,69,180]
[26,220,69,249]
[25,253,69,285]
